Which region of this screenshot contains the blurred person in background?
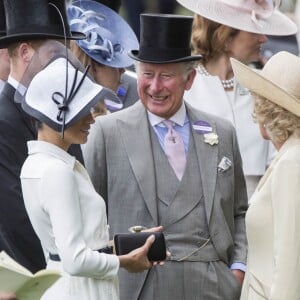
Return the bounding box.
[176,0,297,199]
[0,49,10,92]
[68,0,139,115]
[0,2,9,92]
[232,51,300,300]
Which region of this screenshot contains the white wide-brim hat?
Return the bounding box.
[22,56,119,132]
[15,40,121,133]
[231,51,300,117]
[176,0,297,36]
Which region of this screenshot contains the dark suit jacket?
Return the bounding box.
[0,83,84,272]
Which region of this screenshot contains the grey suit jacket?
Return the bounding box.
[83,101,248,298]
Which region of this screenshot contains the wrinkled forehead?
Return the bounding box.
[136,61,185,73]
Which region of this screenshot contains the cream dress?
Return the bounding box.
[20,141,120,300]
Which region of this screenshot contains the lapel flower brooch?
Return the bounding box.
[192,120,218,146]
[203,132,219,146]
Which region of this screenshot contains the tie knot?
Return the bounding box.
[163,120,173,129]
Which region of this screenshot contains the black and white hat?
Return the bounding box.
[17,40,119,134]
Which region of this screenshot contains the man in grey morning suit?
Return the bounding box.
[83,13,248,300]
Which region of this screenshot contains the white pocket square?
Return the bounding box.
[218,156,232,173]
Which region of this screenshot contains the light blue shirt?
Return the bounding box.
[147,103,190,154]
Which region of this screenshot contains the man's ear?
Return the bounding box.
[185,68,196,91]
[19,42,35,63]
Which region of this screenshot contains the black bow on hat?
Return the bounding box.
[15,40,121,137]
[129,13,202,64]
[0,0,85,49]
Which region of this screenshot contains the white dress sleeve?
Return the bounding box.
[40,161,119,279]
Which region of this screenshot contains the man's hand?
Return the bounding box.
[231,269,245,286]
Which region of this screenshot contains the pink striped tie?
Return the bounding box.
[163,120,186,180]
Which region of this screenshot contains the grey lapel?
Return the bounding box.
[117,102,158,225]
[187,105,219,222]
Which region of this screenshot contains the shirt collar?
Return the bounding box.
[148,103,187,127]
[8,75,19,89]
[0,79,5,90]
[8,75,27,95]
[27,140,76,168]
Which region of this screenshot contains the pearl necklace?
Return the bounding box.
[198,63,235,89]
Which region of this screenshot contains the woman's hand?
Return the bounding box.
[0,293,17,300]
[142,225,164,233]
[118,229,168,273]
[142,226,171,264]
[119,234,156,273]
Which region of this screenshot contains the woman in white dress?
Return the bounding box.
[176,0,297,199]
[18,41,163,300]
[232,51,300,299]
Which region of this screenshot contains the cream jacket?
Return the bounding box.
[240,135,300,300]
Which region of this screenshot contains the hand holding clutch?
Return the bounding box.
[114,232,167,261]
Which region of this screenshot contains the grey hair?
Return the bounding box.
[134,60,197,80]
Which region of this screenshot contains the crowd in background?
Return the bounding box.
[0,0,300,300]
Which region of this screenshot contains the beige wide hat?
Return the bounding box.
[231,51,300,117]
[176,0,297,36]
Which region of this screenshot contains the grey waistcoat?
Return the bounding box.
[149,126,218,262]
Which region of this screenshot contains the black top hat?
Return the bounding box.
[0,0,5,37]
[0,0,85,49]
[129,13,202,64]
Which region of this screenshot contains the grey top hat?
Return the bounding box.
[129,13,202,64]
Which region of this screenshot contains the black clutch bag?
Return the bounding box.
[114,232,166,261]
